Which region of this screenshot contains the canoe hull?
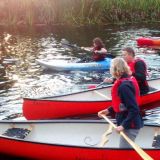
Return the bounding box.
[23,78,160,120]
[0,137,159,160]
[0,120,159,160]
[137,37,160,46]
[23,100,111,119]
[23,89,160,120]
[140,91,160,108]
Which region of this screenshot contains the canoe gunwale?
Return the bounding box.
[23,84,113,100]
[23,88,160,102]
[0,119,159,127]
[23,78,160,101]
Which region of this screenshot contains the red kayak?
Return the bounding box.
[22,78,160,120]
[0,120,158,160]
[137,37,160,46]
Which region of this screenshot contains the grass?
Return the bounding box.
[0,0,160,26]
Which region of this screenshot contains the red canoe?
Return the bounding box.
[23,78,160,120]
[0,120,159,160]
[137,37,160,46]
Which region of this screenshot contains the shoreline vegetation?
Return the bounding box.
[0,0,160,27]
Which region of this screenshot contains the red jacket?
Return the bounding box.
[128,58,149,95]
[92,46,107,61]
[128,58,147,75]
[111,76,140,113]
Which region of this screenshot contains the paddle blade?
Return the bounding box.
[88,85,96,89]
[88,82,105,89]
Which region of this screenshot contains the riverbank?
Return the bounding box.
[0,0,160,26]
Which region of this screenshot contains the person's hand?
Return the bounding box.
[103,77,113,83]
[98,109,109,118]
[81,47,85,50]
[81,47,92,52]
[94,50,99,54]
[116,125,124,132]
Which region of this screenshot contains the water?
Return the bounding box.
[0,24,160,124]
[0,24,160,160]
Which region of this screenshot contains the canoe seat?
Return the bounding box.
[2,128,31,139]
[152,135,160,148]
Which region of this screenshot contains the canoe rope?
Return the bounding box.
[99,124,113,147]
[84,125,113,147]
[84,136,99,146]
[2,124,33,139]
[152,127,160,148]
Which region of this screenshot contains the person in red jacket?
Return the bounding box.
[81,37,108,61]
[98,57,143,148]
[122,47,149,95]
[91,37,107,61]
[80,37,115,62]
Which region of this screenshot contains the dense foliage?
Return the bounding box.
[0,0,160,26]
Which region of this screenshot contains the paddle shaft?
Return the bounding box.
[101,115,153,160]
[96,82,105,88]
[94,91,110,99]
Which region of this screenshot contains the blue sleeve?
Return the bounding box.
[118,83,139,129]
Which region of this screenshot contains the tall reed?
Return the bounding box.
[0,0,159,26]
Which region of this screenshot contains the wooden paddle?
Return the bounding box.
[94,90,110,99]
[101,114,154,160]
[88,82,111,99]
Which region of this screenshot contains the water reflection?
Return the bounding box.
[0,24,160,125]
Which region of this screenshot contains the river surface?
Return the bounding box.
[0,23,160,159]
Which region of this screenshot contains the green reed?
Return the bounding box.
[0,0,160,26]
